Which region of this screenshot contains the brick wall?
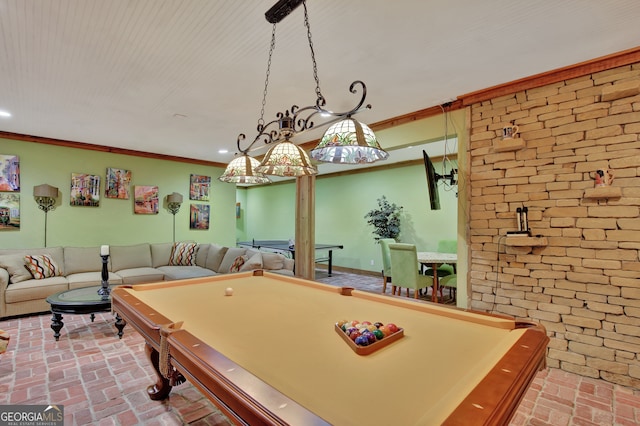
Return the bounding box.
[467,63,640,389]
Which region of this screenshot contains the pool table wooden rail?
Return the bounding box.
[112,273,549,426]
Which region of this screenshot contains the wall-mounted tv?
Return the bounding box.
[423,150,441,210]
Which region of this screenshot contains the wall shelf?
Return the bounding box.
[583,186,622,199]
[492,138,525,152]
[505,235,548,247]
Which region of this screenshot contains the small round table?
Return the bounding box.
[45,286,126,341]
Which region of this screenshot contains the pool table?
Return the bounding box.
[111,271,548,426]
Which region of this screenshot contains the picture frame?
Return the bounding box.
[190,174,211,201]
[105,168,131,199]
[190,204,210,229]
[134,186,159,214]
[70,173,100,207]
[0,193,19,231]
[0,154,20,192]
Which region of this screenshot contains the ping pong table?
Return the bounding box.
[238,240,344,276]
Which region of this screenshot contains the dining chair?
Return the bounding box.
[439,274,457,302]
[422,239,456,277]
[388,243,433,299]
[379,238,395,294]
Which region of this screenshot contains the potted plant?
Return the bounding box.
[364,196,403,240]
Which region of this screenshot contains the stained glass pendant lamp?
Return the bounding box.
[219,154,271,184]
[311,117,388,164]
[219,0,387,183]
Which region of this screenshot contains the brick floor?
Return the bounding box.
[0,270,638,425]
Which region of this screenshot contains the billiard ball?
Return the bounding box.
[354,335,370,346]
[373,329,384,340]
[224,287,234,296]
[386,323,399,333]
[374,322,384,328]
[379,325,392,337]
[362,331,376,344]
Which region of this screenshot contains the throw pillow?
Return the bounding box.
[229,255,247,273]
[169,242,198,266]
[261,252,285,270]
[239,252,263,272]
[0,254,32,284]
[24,254,62,279]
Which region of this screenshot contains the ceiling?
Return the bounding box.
[1,0,639,169]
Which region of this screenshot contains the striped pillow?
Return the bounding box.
[24,255,62,279]
[229,255,247,273]
[169,242,197,266]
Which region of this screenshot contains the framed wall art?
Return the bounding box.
[105,167,131,199]
[190,174,211,201]
[0,193,19,231]
[0,154,20,192]
[70,173,100,207]
[134,186,159,214]
[190,204,210,229]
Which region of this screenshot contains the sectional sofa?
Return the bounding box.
[0,242,294,319]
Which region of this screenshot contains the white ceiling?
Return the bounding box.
[0,0,639,167]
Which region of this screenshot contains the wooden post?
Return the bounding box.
[295,175,315,280]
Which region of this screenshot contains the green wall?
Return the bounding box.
[0,138,236,249]
[238,159,458,273]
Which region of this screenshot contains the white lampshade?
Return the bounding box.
[219,154,271,184]
[255,140,317,177]
[310,117,388,164]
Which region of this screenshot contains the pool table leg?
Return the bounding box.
[114,313,126,339]
[144,343,172,400]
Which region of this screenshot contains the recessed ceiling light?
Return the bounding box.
[0,110,12,118]
[218,149,229,154]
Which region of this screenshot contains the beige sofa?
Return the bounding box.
[0,242,294,319]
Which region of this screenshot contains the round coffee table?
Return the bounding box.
[45,285,126,341]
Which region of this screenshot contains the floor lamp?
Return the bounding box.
[33,184,59,247]
[166,192,183,243]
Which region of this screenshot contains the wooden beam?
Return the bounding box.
[295,175,315,280]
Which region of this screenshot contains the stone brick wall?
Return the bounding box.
[467,63,640,389]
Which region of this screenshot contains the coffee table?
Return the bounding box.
[45,285,126,341]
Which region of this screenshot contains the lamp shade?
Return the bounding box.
[310,117,389,164]
[218,154,271,184]
[166,192,183,204]
[33,184,59,198]
[255,140,317,177]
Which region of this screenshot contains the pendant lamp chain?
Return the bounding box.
[258,23,277,129]
[303,1,325,106]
